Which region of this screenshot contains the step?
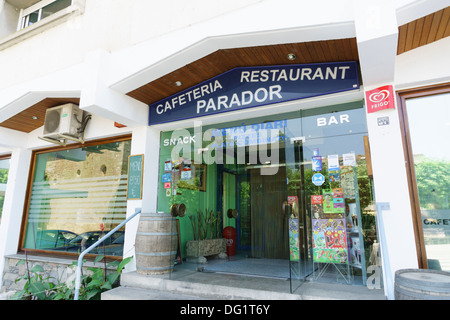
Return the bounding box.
[113,271,300,300]
[101,286,208,300]
[102,271,386,300]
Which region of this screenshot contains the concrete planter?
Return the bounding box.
[185,238,226,260]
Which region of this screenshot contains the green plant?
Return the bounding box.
[188,208,222,240]
[75,255,132,300]
[10,260,56,300]
[9,254,132,300]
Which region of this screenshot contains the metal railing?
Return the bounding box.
[74,208,141,300]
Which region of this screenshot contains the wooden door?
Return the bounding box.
[250,168,288,259]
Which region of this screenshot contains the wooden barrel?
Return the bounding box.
[395,269,450,300]
[135,213,178,275]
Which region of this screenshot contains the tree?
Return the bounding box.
[414,159,450,210]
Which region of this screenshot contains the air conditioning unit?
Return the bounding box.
[43,104,84,140]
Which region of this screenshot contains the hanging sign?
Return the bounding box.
[149,61,360,125]
[365,85,395,113]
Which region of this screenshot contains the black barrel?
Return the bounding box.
[395,268,450,300]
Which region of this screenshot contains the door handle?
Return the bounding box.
[282,201,292,216]
[170,203,186,217]
[227,209,238,218]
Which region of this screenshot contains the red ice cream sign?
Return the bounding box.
[365,85,395,113]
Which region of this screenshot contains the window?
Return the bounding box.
[21,137,131,257]
[0,156,11,226]
[399,85,450,271]
[19,0,72,30]
[0,0,84,50]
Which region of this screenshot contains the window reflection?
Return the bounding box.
[0,158,10,225]
[42,0,72,19]
[23,140,131,257]
[406,92,450,271]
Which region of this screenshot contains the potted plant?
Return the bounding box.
[185,209,226,261]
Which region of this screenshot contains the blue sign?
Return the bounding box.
[312,156,323,172]
[149,62,360,125]
[161,173,171,183]
[312,173,325,186]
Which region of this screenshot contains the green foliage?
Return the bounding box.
[188,209,221,240]
[75,255,132,300]
[9,255,132,300]
[0,168,8,184]
[414,159,450,209]
[10,260,56,300]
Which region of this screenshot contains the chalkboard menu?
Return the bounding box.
[127,154,144,200]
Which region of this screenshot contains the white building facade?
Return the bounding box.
[0,0,449,300]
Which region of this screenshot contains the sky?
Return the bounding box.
[406,92,450,161]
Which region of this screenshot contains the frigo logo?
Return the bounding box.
[365,85,395,114]
[368,89,390,103]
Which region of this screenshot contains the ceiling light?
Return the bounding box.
[31,116,38,120]
[175,81,182,87]
[287,53,296,61]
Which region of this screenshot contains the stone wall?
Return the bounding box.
[1,254,117,299]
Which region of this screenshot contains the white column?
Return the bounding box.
[122,126,161,272]
[0,127,27,148]
[354,0,418,300]
[0,148,32,287]
[79,50,149,128]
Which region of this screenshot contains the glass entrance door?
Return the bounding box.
[285,134,309,292]
[218,135,291,280]
[157,100,380,292]
[283,101,379,289]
